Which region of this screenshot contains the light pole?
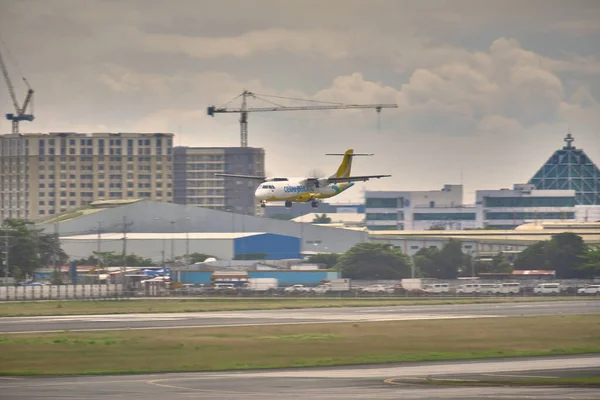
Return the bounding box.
[154,217,176,263]
[184,217,191,265]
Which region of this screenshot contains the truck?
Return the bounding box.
[326,278,351,292]
[244,278,278,293]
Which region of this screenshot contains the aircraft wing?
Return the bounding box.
[215,173,266,181]
[327,174,391,183]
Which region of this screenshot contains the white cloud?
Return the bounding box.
[138,29,351,60]
[1,1,599,205]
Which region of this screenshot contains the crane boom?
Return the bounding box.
[0,51,19,113]
[208,104,397,114]
[0,48,35,134]
[207,90,398,147]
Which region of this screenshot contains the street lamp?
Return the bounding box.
[184,217,191,265]
[154,217,176,262]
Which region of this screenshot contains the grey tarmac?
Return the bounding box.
[1,300,598,334]
[1,355,599,399]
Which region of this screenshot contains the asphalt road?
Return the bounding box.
[1,355,599,399]
[1,300,598,333]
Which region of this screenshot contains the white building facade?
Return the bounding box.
[476,184,576,229]
[365,185,478,231]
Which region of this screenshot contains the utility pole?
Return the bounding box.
[120,216,134,291]
[170,220,175,263]
[96,221,102,268]
[3,228,9,286]
[52,223,58,280]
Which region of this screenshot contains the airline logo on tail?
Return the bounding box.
[330,149,354,179]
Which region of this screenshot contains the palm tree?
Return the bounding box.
[313,214,331,224]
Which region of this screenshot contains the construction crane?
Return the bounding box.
[207,90,398,147]
[0,49,34,135]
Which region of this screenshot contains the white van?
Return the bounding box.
[479,284,498,295]
[533,283,560,295]
[496,282,520,295]
[423,283,450,294]
[456,283,479,294]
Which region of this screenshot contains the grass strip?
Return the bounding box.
[0,296,593,317]
[0,314,599,376]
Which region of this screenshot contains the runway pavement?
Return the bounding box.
[0,300,598,334]
[1,355,599,399]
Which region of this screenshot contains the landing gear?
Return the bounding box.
[260,201,266,208]
[311,200,319,208]
[285,201,293,208]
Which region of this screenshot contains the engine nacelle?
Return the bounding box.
[315,178,329,188]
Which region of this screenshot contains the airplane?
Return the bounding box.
[215,149,391,209]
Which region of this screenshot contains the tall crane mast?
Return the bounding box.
[207,90,398,147]
[0,49,34,135]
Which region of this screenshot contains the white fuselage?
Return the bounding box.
[255,178,354,202]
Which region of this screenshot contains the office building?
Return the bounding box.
[365,184,477,231]
[0,132,174,221]
[476,184,576,229]
[173,146,265,215]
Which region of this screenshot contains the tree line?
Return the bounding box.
[3,216,599,283]
[0,219,67,282]
[305,232,600,280]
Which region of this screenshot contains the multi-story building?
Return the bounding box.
[476,184,576,229]
[173,146,265,215]
[365,184,478,231]
[0,132,174,221]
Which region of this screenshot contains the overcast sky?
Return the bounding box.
[1,0,599,204]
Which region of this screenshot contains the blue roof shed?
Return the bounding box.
[234,233,301,260]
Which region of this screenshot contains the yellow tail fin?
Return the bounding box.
[331,149,354,178]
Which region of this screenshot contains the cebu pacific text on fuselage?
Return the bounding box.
[283,184,310,193]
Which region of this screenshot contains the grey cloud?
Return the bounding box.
[0,0,599,201]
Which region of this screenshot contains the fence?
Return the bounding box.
[0,284,125,301]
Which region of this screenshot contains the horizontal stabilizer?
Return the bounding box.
[215,173,266,181]
[328,174,391,183]
[325,153,373,156]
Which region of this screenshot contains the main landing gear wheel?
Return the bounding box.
[311,200,319,208]
[285,201,293,208]
[260,201,266,208]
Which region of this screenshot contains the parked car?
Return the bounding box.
[577,285,600,295]
[360,284,394,294]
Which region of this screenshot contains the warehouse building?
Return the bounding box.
[60,232,301,262]
[37,199,367,261]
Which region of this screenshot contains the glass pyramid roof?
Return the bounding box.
[528,133,600,205]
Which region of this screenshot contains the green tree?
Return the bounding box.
[335,242,411,280]
[437,239,464,279]
[513,241,551,270]
[188,253,215,263]
[472,252,513,275]
[412,247,441,278]
[304,253,340,269]
[577,245,600,278]
[547,232,586,278]
[50,269,63,285]
[513,233,586,278]
[312,214,332,224]
[1,219,67,279]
